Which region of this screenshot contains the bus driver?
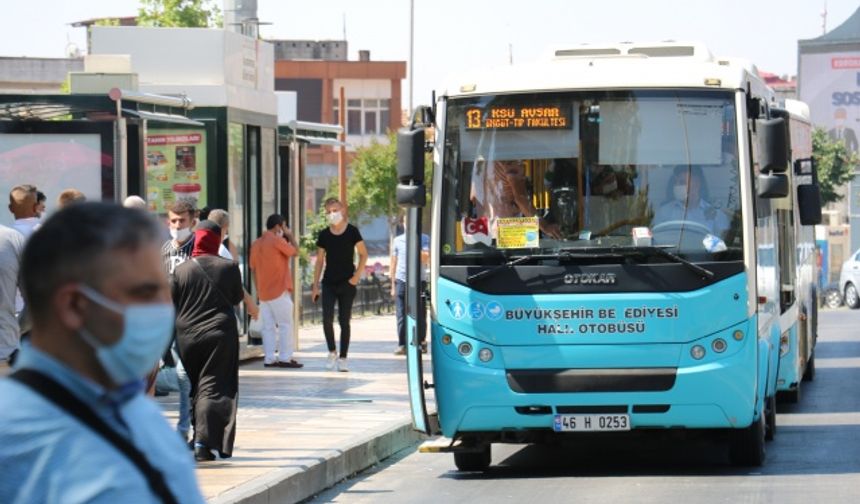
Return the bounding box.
[653,165,729,237]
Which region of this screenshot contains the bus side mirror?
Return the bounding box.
[757,118,788,173]
[797,184,823,225]
[397,127,425,185]
[758,173,789,199]
[397,127,426,208]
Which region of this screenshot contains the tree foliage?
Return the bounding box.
[138,0,222,28]
[325,132,433,251]
[812,127,858,205]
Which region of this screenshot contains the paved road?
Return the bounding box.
[309,309,860,504]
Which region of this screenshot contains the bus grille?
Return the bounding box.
[506,368,677,393]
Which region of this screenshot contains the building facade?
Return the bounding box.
[271,41,406,251]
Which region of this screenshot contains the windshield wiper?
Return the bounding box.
[465,245,714,285]
[466,253,571,285]
[558,245,714,279]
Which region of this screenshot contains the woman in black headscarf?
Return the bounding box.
[172,219,244,461]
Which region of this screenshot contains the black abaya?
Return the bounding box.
[171,255,243,457]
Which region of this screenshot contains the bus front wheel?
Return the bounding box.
[729,412,766,467]
[803,352,816,382]
[454,444,491,472]
[764,395,776,441]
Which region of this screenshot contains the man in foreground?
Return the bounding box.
[0,202,203,503]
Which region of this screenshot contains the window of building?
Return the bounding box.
[333,98,391,136]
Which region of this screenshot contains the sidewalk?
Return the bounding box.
[156,314,431,503]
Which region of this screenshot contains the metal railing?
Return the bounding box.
[299,273,394,324]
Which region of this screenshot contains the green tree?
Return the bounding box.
[138,0,222,28]
[812,127,858,205]
[327,132,433,253]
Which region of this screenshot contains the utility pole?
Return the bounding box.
[821,1,828,35]
[338,86,347,206]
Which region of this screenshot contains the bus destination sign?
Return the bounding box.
[465,105,571,130]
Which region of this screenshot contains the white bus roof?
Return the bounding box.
[440,41,772,99]
[783,99,811,121]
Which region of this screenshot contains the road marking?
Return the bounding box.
[777,412,860,426]
[814,357,860,368]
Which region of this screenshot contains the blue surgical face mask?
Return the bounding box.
[77,285,175,387]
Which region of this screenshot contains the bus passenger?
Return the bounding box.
[470,158,561,239]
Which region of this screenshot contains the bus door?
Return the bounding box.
[406,207,431,434]
[398,127,432,434]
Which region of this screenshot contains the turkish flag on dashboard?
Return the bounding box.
[461,216,491,245]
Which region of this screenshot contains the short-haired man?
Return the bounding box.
[161,197,197,441]
[312,198,368,372]
[8,184,41,238]
[208,208,259,319]
[207,208,237,261]
[0,223,24,364]
[56,188,86,209]
[35,191,47,218]
[162,198,197,276]
[390,217,430,355]
[123,195,147,210]
[0,202,204,503]
[250,214,301,368]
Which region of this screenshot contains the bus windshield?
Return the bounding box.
[439,90,743,265]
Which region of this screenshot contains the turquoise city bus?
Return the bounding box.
[395,42,823,471]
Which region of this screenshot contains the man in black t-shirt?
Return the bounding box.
[312,198,368,372]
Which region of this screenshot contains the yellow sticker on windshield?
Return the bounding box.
[497,217,540,249]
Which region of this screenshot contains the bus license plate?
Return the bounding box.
[553,414,631,432]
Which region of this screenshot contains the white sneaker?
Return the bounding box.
[337,358,349,372]
[325,352,337,370]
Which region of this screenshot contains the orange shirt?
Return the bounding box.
[249,231,298,302]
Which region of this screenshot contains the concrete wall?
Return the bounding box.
[0,57,83,93]
[272,40,347,61]
[90,26,275,115]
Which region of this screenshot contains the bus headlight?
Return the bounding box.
[691,345,706,360]
[478,348,493,362]
[711,338,727,353]
[458,342,473,356]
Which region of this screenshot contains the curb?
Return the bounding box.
[208,418,423,504]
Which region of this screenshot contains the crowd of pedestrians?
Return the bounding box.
[0,183,422,501]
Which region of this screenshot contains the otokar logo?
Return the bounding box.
[563,272,617,285]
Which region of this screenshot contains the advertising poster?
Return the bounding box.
[0,133,104,226]
[799,51,860,157]
[145,129,207,213]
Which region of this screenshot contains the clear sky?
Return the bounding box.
[1,0,857,108]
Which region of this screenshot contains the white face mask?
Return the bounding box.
[327,211,343,226]
[673,184,688,202]
[170,227,192,242]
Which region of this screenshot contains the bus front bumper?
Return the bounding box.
[431,320,758,438]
